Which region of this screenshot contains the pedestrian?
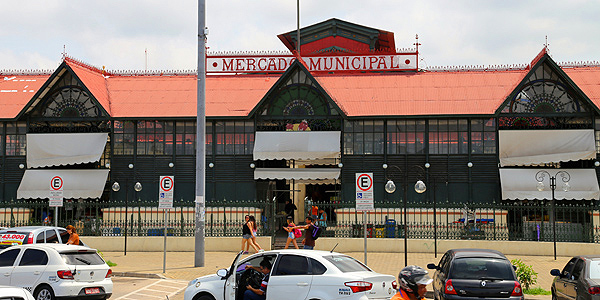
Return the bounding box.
[246,215,264,253]
[391,265,433,300]
[241,215,257,254]
[284,200,297,218]
[65,225,80,245]
[292,216,316,250]
[283,216,299,249]
[317,208,327,228]
[243,259,271,300]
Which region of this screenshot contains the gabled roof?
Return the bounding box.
[0,73,50,119]
[4,53,600,119]
[64,58,111,116]
[278,18,396,54]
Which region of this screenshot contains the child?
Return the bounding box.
[283,216,300,249]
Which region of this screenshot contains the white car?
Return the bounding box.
[0,244,112,300]
[184,249,397,300]
[0,285,35,300]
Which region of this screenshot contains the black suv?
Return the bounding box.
[427,249,523,300]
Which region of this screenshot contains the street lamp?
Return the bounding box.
[535,170,570,260]
[385,165,426,266]
[111,179,143,256]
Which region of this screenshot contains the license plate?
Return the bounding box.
[85,288,100,294]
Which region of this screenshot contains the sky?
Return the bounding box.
[1,0,599,71]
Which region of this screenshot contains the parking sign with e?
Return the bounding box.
[355,173,374,211]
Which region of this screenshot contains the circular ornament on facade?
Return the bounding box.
[43,87,99,118]
[283,99,315,116]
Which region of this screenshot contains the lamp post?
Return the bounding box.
[535,170,570,260]
[111,179,142,256]
[384,165,426,266]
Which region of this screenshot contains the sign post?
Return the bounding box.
[159,176,174,273]
[355,173,374,264]
[49,176,64,227]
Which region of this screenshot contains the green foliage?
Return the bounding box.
[524,287,551,295]
[511,259,537,290]
[97,250,118,267]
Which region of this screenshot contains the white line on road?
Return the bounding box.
[114,279,188,300]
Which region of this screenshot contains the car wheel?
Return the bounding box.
[34,285,55,300]
[551,290,557,300]
[195,295,214,300]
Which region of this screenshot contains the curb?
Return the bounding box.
[112,272,167,279]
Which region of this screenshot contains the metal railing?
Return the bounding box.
[0,199,598,243]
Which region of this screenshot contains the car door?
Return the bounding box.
[566,259,584,300]
[11,248,50,292]
[0,249,21,285]
[267,254,312,300]
[433,252,451,299]
[224,251,243,300]
[555,258,577,300]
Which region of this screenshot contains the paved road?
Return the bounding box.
[112,277,187,300]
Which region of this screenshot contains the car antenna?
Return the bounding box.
[330,243,339,253]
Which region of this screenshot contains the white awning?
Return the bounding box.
[27,133,109,168]
[17,169,109,199]
[500,168,600,200]
[254,168,340,180]
[253,131,341,160]
[499,130,596,167]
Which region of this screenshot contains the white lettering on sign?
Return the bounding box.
[207,54,417,73]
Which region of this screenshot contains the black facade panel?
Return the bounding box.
[470,155,500,182]
[447,155,469,182]
[174,156,195,182]
[4,157,26,182]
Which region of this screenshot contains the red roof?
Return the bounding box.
[0,74,50,119]
[316,70,528,116]
[5,57,600,119]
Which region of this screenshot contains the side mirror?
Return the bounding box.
[217,268,228,278]
[513,265,517,271]
[550,269,561,277]
[427,263,439,270]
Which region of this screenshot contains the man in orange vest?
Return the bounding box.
[391,265,433,300]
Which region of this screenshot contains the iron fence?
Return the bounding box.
[0,199,598,243]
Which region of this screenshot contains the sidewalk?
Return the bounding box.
[103,251,560,299]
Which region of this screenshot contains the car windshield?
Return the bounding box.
[589,259,600,279]
[449,257,514,280]
[324,255,370,273]
[61,252,105,265]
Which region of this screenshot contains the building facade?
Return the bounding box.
[2,19,600,230]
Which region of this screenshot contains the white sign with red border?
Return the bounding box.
[158,176,174,209]
[49,175,64,207]
[355,173,374,212]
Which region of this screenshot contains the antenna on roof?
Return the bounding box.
[145,48,148,71]
[544,35,550,50]
[62,45,66,60]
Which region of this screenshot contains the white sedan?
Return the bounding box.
[184,249,396,300]
[0,285,35,300]
[0,244,113,300]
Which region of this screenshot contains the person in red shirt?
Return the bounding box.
[391,265,433,300]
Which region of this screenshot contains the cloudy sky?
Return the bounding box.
[1,0,599,71]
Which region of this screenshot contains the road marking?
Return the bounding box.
[114,279,188,300]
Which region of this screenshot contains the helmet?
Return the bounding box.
[398,265,433,297]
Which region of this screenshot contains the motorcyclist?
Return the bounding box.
[391,265,433,300]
